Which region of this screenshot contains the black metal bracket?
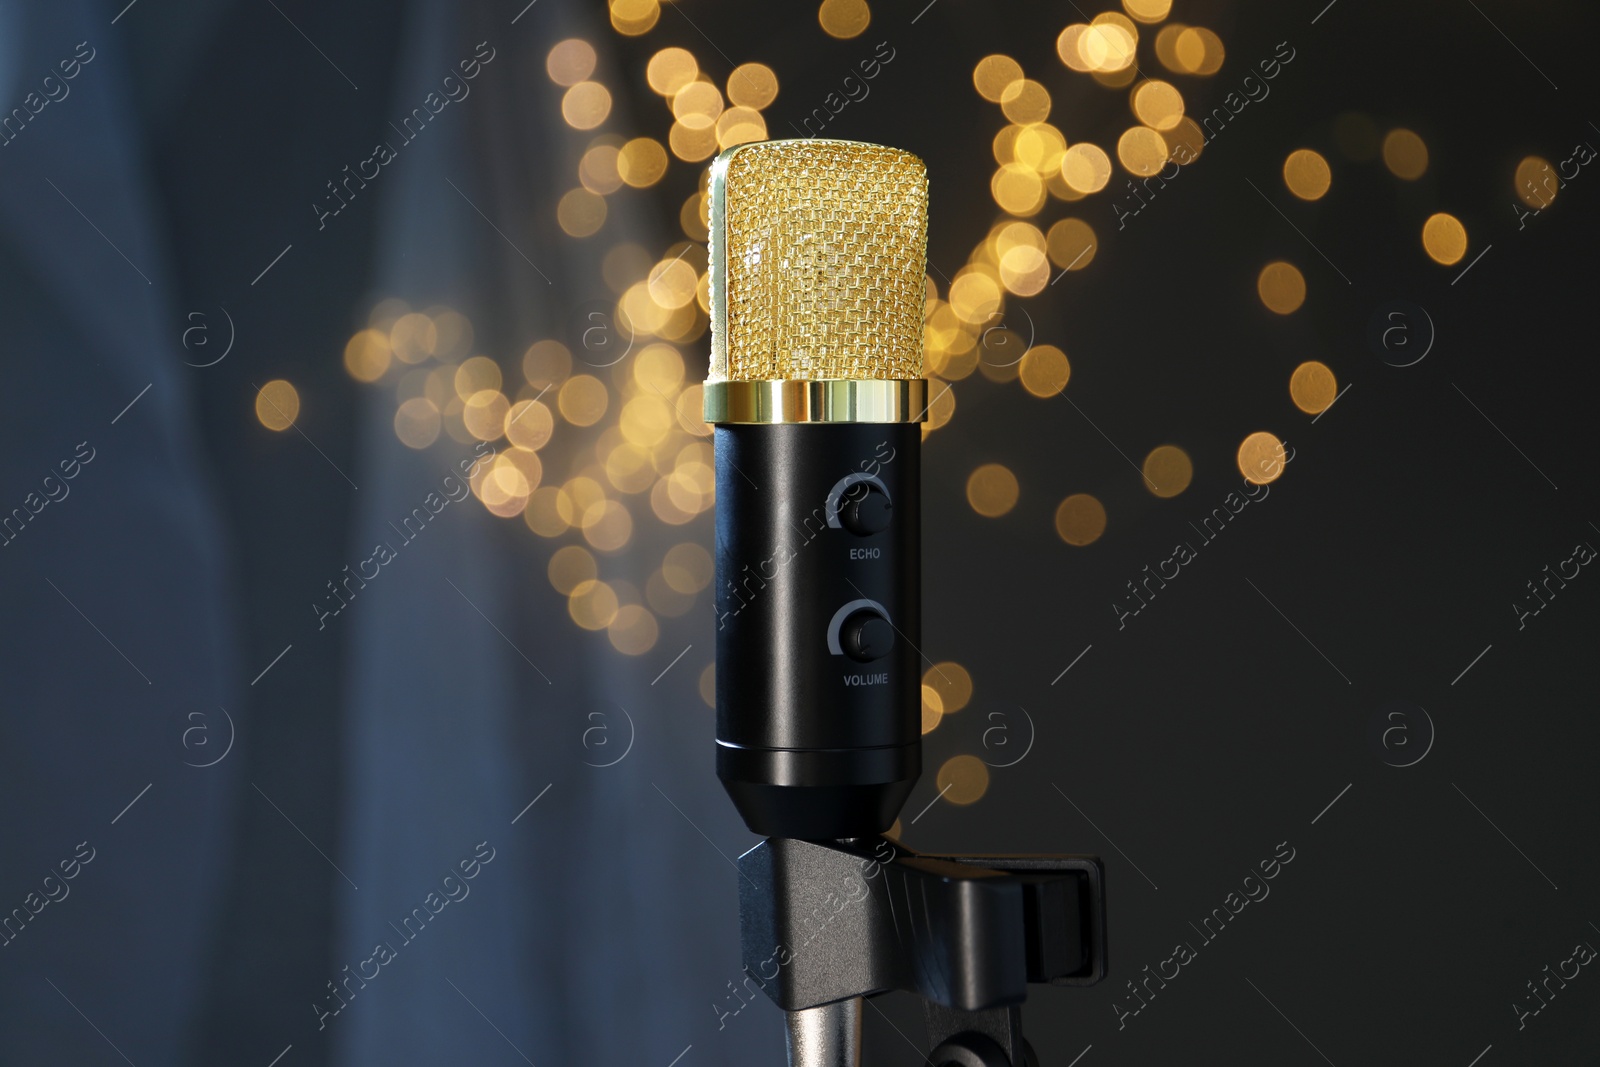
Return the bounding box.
[738,836,1106,1065]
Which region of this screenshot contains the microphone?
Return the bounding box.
[704,139,929,840]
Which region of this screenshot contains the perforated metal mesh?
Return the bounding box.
[709,139,927,382]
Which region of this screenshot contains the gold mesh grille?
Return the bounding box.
[709,139,928,382]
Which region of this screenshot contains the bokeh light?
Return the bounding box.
[966,463,1020,517]
[973,55,1023,103]
[924,662,972,714]
[1257,261,1306,315]
[1422,212,1468,265]
[1289,361,1338,414]
[818,0,870,39]
[1055,493,1107,545]
[255,380,299,431]
[1238,432,1287,485]
[1283,149,1331,201]
[1019,344,1071,397]
[1141,445,1192,498]
[1515,155,1556,208]
[936,755,990,805]
[1382,128,1428,180]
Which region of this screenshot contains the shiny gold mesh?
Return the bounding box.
[709,139,928,382]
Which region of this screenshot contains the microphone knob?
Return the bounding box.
[839,482,892,536]
[840,609,895,663]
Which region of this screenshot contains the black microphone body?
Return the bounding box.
[713,422,921,839]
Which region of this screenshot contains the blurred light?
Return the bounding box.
[562,81,612,130]
[925,378,955,432]
[1289,361,1337,414]
[557,188,607,237]
[699,662,715,708]
[255,380,299,431]
[505,399,555,451]
[609,0,659,35]
[453,355,502,400]
[1165,116,1205,163]
[608,604,659,654]
[546,39,597,87]
[1084,15,1139,72]
[1257,261,1306,315]
[1283,149,1331,200]
[523,486,568,537]
[727,63,779,109]
[580,142,623,195]
[1153,24,1187,71]
[1515,155,1556,208]
[1000,79,1051,124]
[936,755,990,805]
[618,137,669,187]
[1382,129,1428,180]
[1055,493,1106,545]
[1013,124,1066,174]
[344,328,392,382]
[923,662,972,713]
[390,311,437,363]
[1141,444,1192,498]
[646,47,698,96]
[568,579,620,630]
[948,270,1002,325]
[582,499,633,551]
[973,54,1023,103]
[1122,0,1171,23]
[393,397,440,449]
[634,342,687,392]
[669,121,719,162]
[966,463,1019,517]
[1117,126,1168,176]
[920,685,944,735]
[716,106,768,149]
[991,163,1045,215]
[1057,25,1094,73]
[1237,431,1287,485]
[671,81,723,130]
[559,374,610,426]
[1019,344,1071,397]
[601,243,651,293]
[462,389,510,441]
[1060,143,1112,193]
[1422,212,1468,265]
[818,0,870,38]
[549,545,597,595]
[522,340,572,390]
[1132,80,1184,131]
[1046,218,1097,271]
[663,541,713,593]
[1174,27,1223,74]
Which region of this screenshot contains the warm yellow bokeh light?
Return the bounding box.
[1123,0,1172,22]
[1257,261,1306,315]
[924,662,972,714]
[1382,128,1428,180]
[1055,493,1107,546]
[727,63,779,109]
[505,399,554,452]
[1060,143,1112,194]
[646,47,698,96]
[973,55,1023,103]
[522,340,571,390]
[1289,361,1337,414]
[344,328,392,382]
[1422,212,1468,265]
[966,463,1020,518]
[548,545,597,595]
[1515,155,1556,209]
[1174,26,1224,74]
[1132,80,1184,131]
[1046,218,1097,272]
[1238,432,1287,485]
[618,137,668,188]
[557,188,607,237]
[393,397,440,449]
[671,80,723,130]
[546,39,596,87]
[607,604,659,655]
[1000,79,1051,124]
[558,374,609,426]
[568,579,619,630]
[920,685,944,735]
[390,311,437,363]
[936,755,990,805]
[1141,445,1192,498]
[1019,344,1071,397]
[1283,149,1331,201]
[255,380,299,431]
[1117,126,1168,177]
[562,81,612,130]
[818,0,870,38]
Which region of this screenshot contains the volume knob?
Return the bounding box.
[839,608,895,663]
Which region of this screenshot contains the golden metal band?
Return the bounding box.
[702,379,927,425]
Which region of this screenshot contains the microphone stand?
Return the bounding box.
[737,835,1108,1066]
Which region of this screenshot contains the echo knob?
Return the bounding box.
[839,608,894,663]
[839,482,892,537]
